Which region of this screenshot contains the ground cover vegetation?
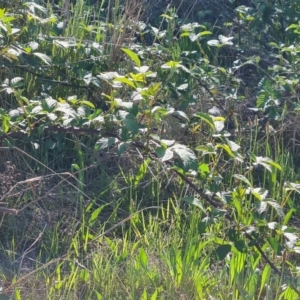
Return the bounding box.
[1,0,300,299]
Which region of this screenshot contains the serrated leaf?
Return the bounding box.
[156,147,173,162]
[130,73,146,82]
[42,97,57,112]
[250,188,268,201]
[33,52,51,65]
[214,120,224,132]
[189,33,200,42]
[53,39,76,48]
[257,201,267,214]
[254,156,281,172]
[177,83,188,91]
[11,77,23,87]
[161,139,175,147]
[233,174,252,187]
[9,109,21,118]
[134,66,149,73]
[169,144,198,171]
[183,197,205,212]
[266,200,284,218]
[196,143,216,154]
[121,48,141,67]
[227,139,240,151]
[267,222,278,230]
[171,110,189,122]
[95,137,117,150]
[234,240,247,253]
[24,2,48,14]
[216,244,231,260]
[218,35,234,45]
[123,117,139,134]
[283,232,298,244]
[207,39,220,47]
[115,98,133,109]
[97,72,120,81]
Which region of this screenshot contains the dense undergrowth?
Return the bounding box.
[1,0,300,299]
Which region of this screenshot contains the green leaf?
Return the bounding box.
[95,137,117,150]
[97,72,120,81]
[45,139,56,150]
[123,117,139,134]
[53,39,77,48]
[116,142,129,155]
[171,110,189,122]
[214,120,224,132]
[134,158,151,187]
[42,97,57,112]
[260,265,271,294]
[226,139,240,152]
[233,174,252,187]
[254,156,281,172]
[140,289,147,300]
[196,143,217,154]
[169,144,198,171]
[256,201,267,214]
[139,248,148,269]
[218,35,234,45]
[161,61,180,69]
[121,48,141,67]
[150,289,158,300]
[250,188,268,201]
[114,77,136,89]
[156,147,173,162]
[11,77,23,88]
[78,100,95,108]
[194,112,215,130]
[284,208,296,225]
[89,203,110,225]
[2,116,10,133]
[183,197,205,212]
[267,237,279,254]
[283,231,298,249]
[32,52,52,65]
[199,31,212,36]
[147,83,161,96]
[234,240,247,253]
[207,39,221,47]
[24,2,48,14]
[216,143,235,158]
[216,244,231,260]
[266,200,284,218]
[134,66,149,73]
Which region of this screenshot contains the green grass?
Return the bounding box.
[0,150,299,300]
[2,0,300,299]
